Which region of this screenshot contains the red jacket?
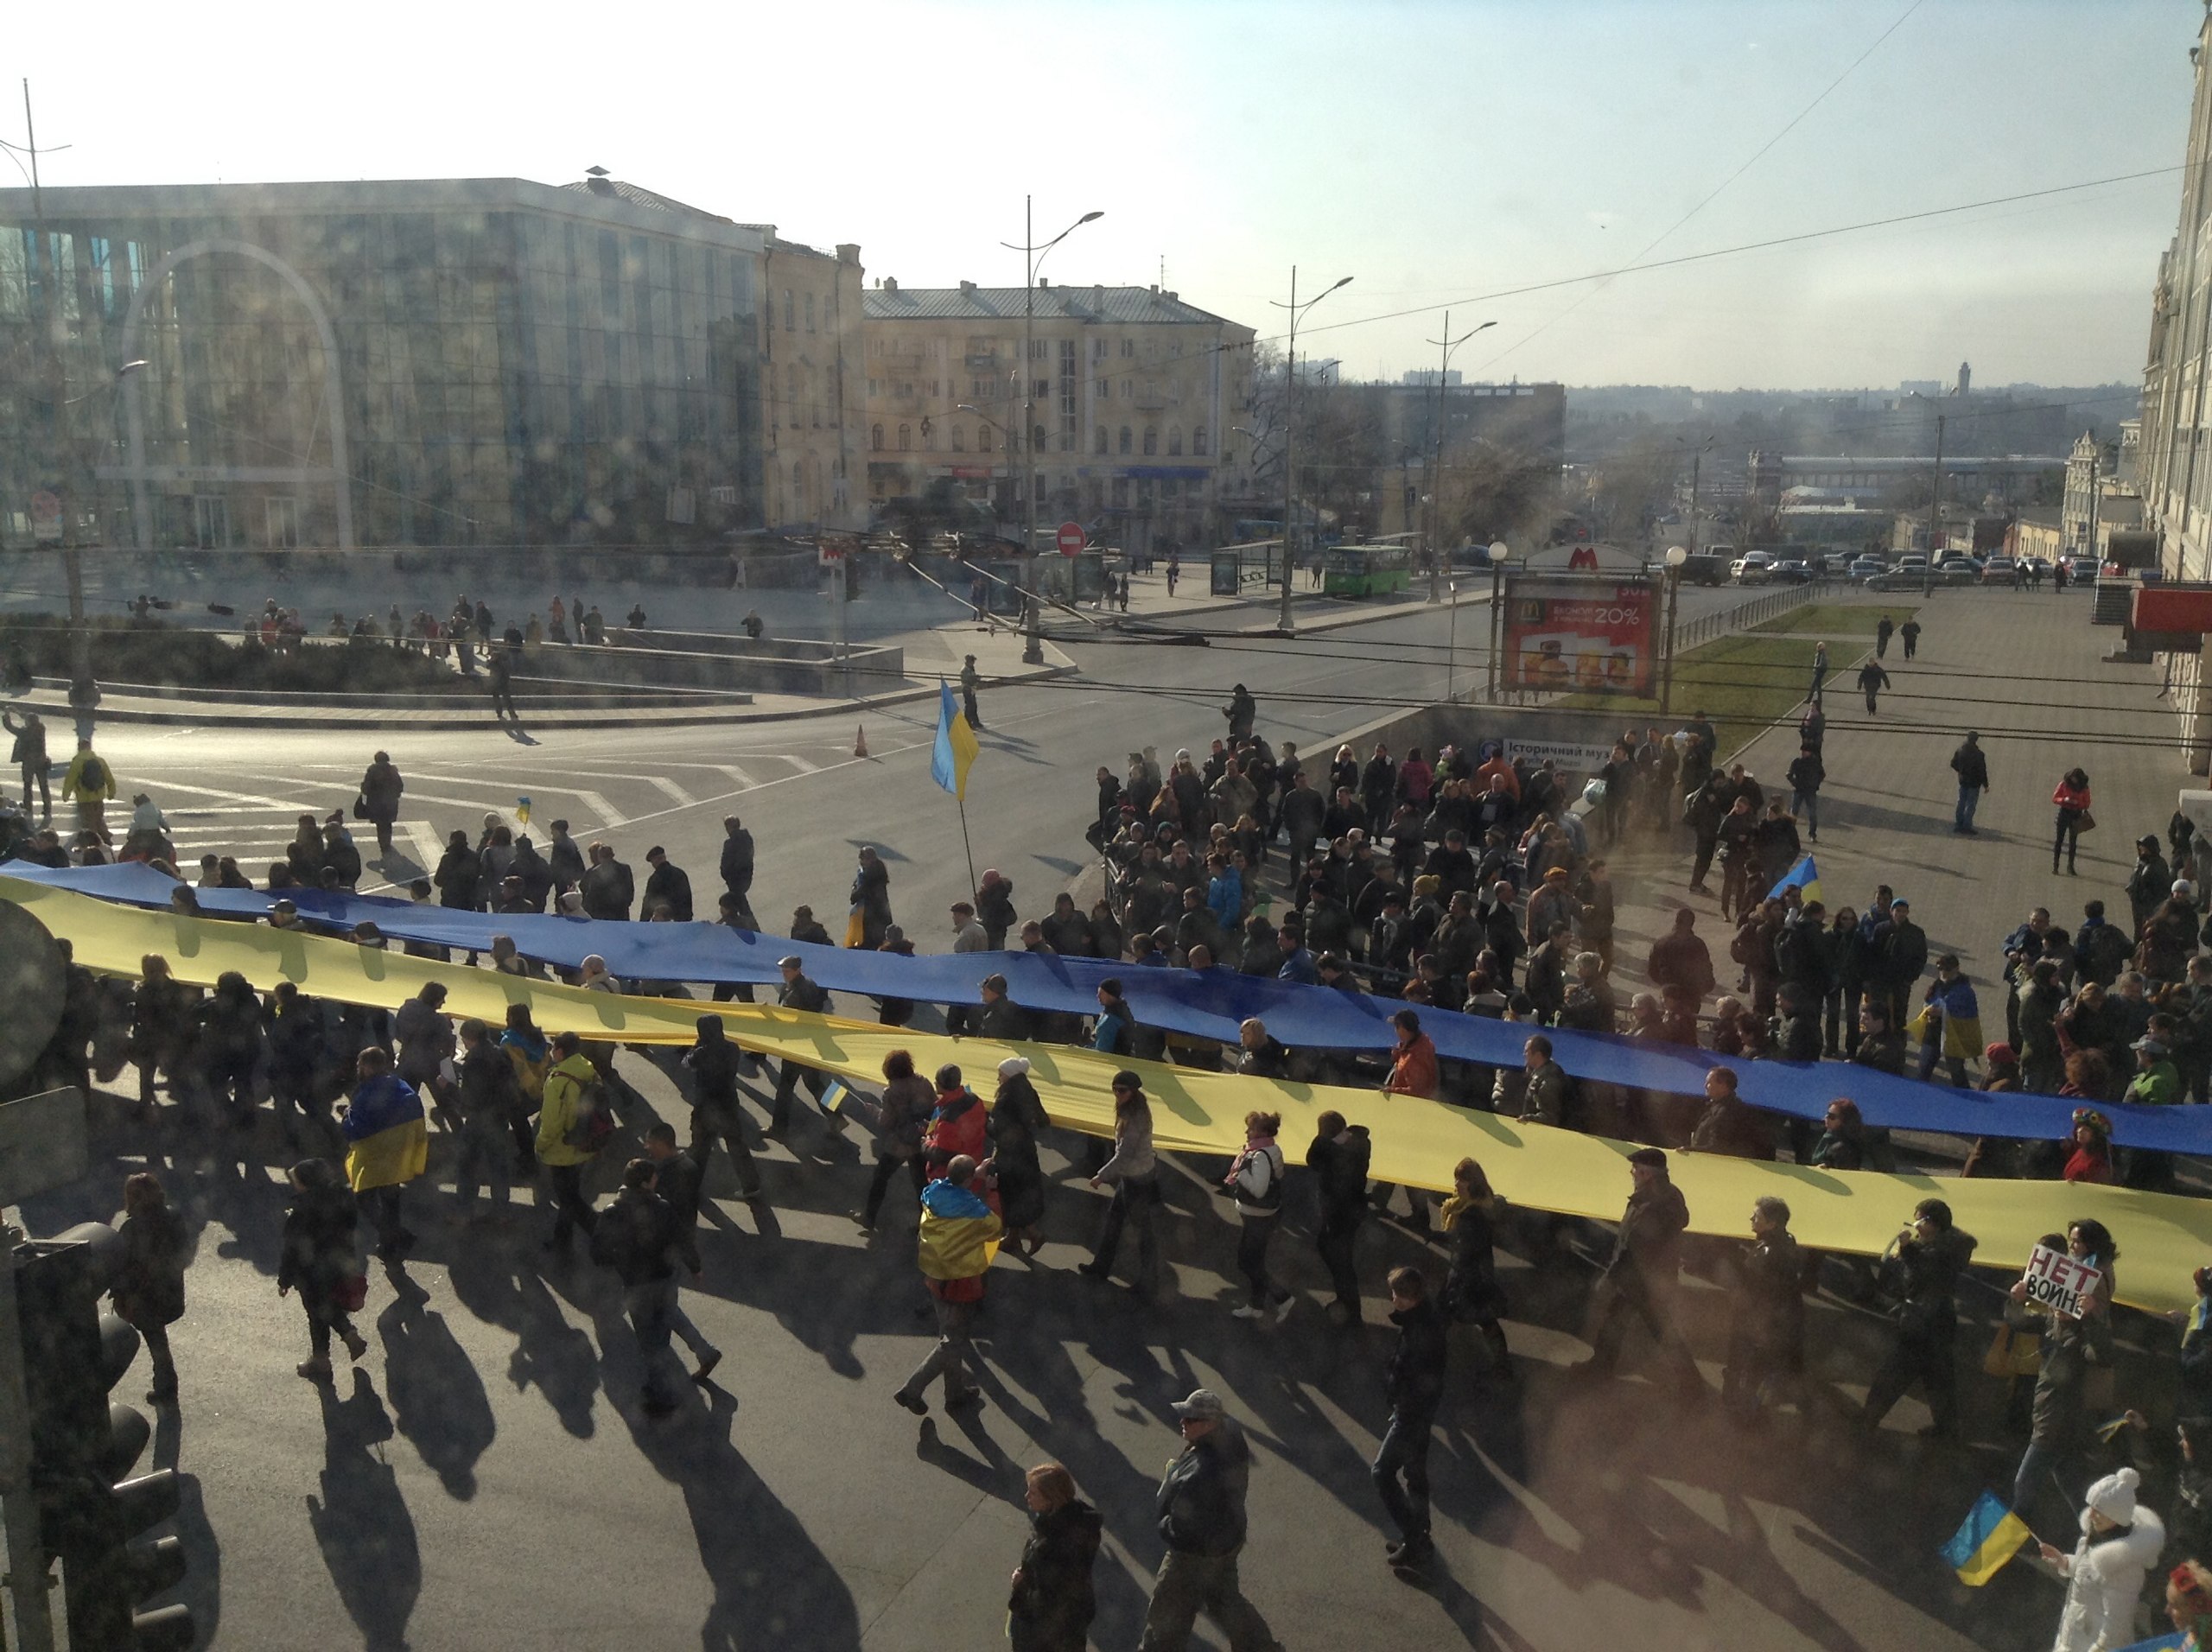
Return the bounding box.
[924,1090,989,1176]
[2052,779,2091,814]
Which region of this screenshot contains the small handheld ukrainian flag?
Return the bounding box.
[931,679,979,801]
[515,795,532,828]
[1940,1490,2032,1586]
[1767,853,1821,906]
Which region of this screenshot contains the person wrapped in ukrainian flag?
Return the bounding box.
[340,1045,429,1261]
[893,1153,1001,1416]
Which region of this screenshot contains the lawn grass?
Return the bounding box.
[1751,601,1919,636]
[1557,633,1826,760]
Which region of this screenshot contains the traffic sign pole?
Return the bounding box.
[1055,520,1086,557]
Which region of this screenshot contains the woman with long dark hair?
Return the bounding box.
[2051,767,2092,876]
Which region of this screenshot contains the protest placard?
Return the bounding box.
[2023,1242,2103,1319]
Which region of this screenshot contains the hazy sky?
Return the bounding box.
[3,0,2196,391]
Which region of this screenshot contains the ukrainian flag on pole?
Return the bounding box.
[931,679,979,800]
[1768,853,1821,905]
[1940,1490,2032,1586]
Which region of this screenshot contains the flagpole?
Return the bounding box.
[955,794,978,896]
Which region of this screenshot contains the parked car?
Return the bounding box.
[1768,560,1812,584]
[1980,557,2019,585]
[1847,556,1886,582]
[1730,551,1774,583]
[1677,552,1730,586]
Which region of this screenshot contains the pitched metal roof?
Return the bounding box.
[560,176,732,223]
[862,284,1242,327]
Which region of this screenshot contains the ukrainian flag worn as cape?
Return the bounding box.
[340,1073,429,1191]
[916,1178,1002,1280]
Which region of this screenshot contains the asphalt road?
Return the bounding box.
[6,590,2069,1652]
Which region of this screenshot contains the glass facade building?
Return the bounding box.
[0,179,764,551]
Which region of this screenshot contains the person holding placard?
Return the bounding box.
[2009,1219,2118,1524]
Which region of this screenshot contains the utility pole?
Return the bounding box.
[1923,413,1944,597]
[1688,450,1701,557]
[1271,265,1353,632]
[1421,312,1493,604]
[1005,197,1100,665]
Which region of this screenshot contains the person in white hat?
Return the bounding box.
[2037,1465,2164,1652]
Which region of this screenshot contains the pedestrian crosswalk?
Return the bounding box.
[115,741,922,892]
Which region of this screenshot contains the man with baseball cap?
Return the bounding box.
[1139,1388,1283,1650]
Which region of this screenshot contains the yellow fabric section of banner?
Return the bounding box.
[10,874,2211,1312]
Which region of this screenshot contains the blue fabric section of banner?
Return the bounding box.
[11,858,2202,1153]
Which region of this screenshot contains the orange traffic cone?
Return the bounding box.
[854,723,869,758]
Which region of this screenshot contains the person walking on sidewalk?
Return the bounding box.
[1081,1072,1162,1294]
[1807,640,1829,705]
[537,1032,605,1255]
[340,1045,427,1262]
[60,737,115,842]
[1786,745,1825,843]
[1950,732,1989,836]
[277,1158,368,1382]
[111,1172,188,1407]
[1308,1109,1373,1324]
[1224,1110,1294,1322]
[1573,1148,1700,1394]
[1137,1388,1284,1652]
[2052,767,2093,875]
[1857,658,1891,715]
[1900,616,1921,659]
[1876,614,1895,658]
[1007,1463,1102,1652]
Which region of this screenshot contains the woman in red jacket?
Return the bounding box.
[2052,768,2092,876]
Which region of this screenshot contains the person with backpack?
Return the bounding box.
[591,1156,702,1419]
[60,737,115,842]
[1224,1110,1292,1322]
[499,1003,550,1170]
[537,1031,607,1255]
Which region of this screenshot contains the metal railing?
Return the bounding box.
[1672,578,1821,651]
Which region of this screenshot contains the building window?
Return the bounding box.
[1193,424,1209,455]
[1168,427,1183,456]
[804,293,816,331]
[1119,425,1133,454]
[784,290,795,329]
[952,424,966,453]
[793,461,806,509]
[871,424,884,451]
[1120,339,1135,358]
[1094,427,1109,455]
[898,423,912,451]
[1143,427,1158,456]
[1095,378,1108,401]
[1033,423,1048,453]
[1122,379,1133,399]
[1092,338,1107,360]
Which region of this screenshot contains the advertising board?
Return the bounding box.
[1501,574,1658,696]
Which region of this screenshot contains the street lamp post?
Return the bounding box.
[1005,198,1102,665]
[1446,579,1459,702]
[1483,539,1510,701]
[1270,267,1352,633]
[1421,312,1494,603]
[1660,543,1689,714]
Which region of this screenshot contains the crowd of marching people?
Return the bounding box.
[17,684,2212,1648]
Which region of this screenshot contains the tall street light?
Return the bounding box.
[1421,313,1494,603]
[1482,539,1510,700]
[1660,543,1689,714]
[1270,268,1352,633]
[1002,199,1103,664]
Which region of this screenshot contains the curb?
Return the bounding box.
[9,659,1079,733]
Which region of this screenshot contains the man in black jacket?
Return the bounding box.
[769,956,836,1133]
[642,845,694,921]
[1872,896,1929,1028]
[642,1122,723,1385]
[1785,745,1825,842]
[1723,1195,1804,1420]
[719,814,756,924]
[1139,1388,1283,1652]
[579,842,635,921]
[590,1157,703,1417]
[1860,1197,1975,1439]
[1372,1267,1448,1568]
[1307,1111,1372,1325]
[1948,731,1988,836]
[454,1017,518,1216]
[683,1015,763,1200]
[1577,1148,1699,1392]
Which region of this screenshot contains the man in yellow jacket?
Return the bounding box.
[60,738,115,842]
[537,1031,602,1254]
[893,1153,1001,1417]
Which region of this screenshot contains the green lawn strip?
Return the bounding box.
[1557,633,1825,759]
[1751,602,1918,637]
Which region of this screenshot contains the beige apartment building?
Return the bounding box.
[860,278,1255,552]
[758,232,868,531]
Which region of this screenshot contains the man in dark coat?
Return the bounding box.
[1139,1388,1281,1650]
[1577,1148,1700,1392]
[1723,1195,1804,1420]
[1860,1198,1975,1439]
[357,750,404,855]
[1307,1110,1372,1325]
[1948,731,1989,836]
[719,814,757,924]
[1372,1267,1448,1567]
[643,846,695,922]
[589,1157,704,1417]
[579,842,635,921]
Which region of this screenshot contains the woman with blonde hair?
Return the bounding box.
[1007,1463,1101,1652]
[1440,1157,1510,1379]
